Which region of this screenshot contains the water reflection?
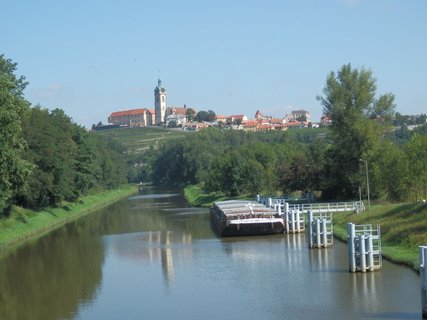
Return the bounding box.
[0,219,104,320]
[308,245,331,271]
[0,187,423,320]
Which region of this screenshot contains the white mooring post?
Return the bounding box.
[256,194,260,203]
[308,211,333,248]
[285,209,304,233]
[359,234,366,272]
[308,211,313,247]
[420,246,427,319]
[268,197,273,208]
[348,223,382,273]
[348,223,356,272]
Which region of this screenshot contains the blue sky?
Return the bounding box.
[1,0,426,127]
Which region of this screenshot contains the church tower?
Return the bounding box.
[154,78,167,124]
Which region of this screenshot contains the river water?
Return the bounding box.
[0,187,422,320]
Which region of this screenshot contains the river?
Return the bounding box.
[0,186,422,320]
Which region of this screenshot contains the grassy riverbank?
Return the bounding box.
[333,202,427,271]
[184,184,250,207]
[0,185,137,249]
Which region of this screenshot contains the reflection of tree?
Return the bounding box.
[0,219,104,320]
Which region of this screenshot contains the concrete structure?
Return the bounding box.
[284,208,305,233]
[307,211,333,248]
[108,108,154,127]
[347,223,382,272]
[154,78,167,124]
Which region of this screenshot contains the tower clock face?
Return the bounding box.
[161,88,165,93]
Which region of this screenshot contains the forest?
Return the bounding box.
[146,64,427,202]
[0,55,128,216]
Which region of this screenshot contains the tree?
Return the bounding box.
[371,142,409,201]
[185,108,195,121]
[194,110,216,122]
[317,63,395,199]
[406,134,427,201]
[0,55,33,215]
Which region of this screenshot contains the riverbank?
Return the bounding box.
[184,184,427,271]
[184,184,249,207]
[333,202,427,271]
[0,184,137,250]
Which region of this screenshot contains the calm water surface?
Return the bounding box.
[0,187,422,320]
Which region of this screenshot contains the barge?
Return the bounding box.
[210,200,285,237]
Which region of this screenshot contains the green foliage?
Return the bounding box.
[185,107,195,121]
[194,110,216,122]
[406,134,427,201]
[370,142,409,201]
[15,106,128,211]
[0,55,33,214]
[317,63,395,199]
[148,128,329,198]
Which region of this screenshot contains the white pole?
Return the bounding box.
[316,218,321,247]
[308,211,313,248]
[348,223,356,272]
[367,234,374,271]
[322,219,327,247]
[359,234,366,272]
[420,246,427,319]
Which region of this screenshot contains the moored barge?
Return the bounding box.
[210,200,285,237]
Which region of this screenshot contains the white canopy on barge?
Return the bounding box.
[210,200,285,237]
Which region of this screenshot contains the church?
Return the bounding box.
[108,79,168,127]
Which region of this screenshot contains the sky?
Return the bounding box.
[1,0,426,127]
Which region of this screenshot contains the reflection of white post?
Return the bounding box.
[420,246,427,319]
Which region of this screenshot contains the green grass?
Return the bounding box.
[95,126,188,154]
[0,185,137,249]
[333,202,427,270]
[184,184,251,207]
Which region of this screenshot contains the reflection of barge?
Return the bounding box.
[210,200,285,237]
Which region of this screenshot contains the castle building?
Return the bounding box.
[154,78,167,124]
[108,108,155,127]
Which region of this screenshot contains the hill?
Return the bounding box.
[94,126,188,154]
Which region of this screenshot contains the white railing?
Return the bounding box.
[256,195,365,214]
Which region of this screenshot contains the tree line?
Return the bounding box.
[0,55,127,216]
[147,64,427,202]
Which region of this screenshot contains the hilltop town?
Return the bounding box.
[96,79,331,132]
